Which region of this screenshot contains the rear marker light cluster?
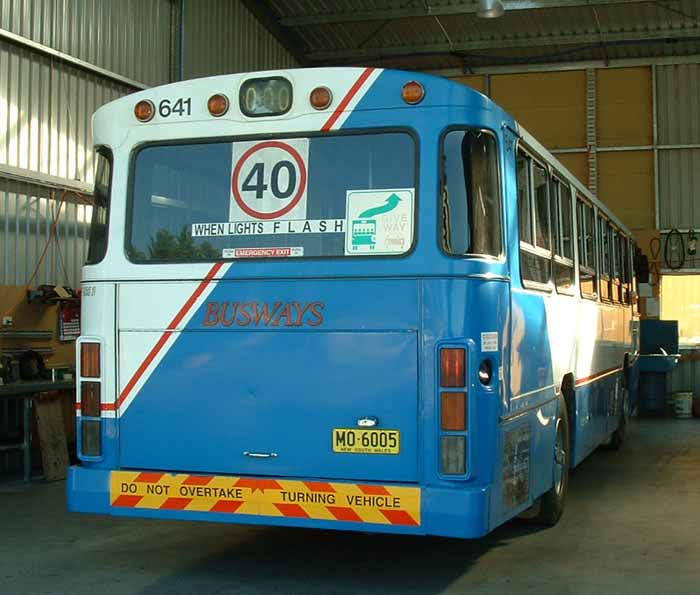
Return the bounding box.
[79,342,102,457]
[439,348,468,475]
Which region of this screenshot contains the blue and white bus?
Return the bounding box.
[68,67,639,538]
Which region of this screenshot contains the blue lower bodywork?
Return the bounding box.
[67,466,491,538]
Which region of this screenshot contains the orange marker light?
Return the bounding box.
[310,86,332,110]
[441,392,467,431]
[402,81,425,105]
[208,93,230,117]
[134,100,155,122]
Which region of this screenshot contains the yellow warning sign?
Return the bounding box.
[110,471,421,526]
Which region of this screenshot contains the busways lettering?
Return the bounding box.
[203,301,325,327]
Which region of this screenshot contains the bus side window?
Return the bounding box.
[578,197,597,298]
[612,230,622,303]
[517,150,551,287]
[622,236,631,304]
[599,218,611,301]
[86,147,112,265]
[533,163,550,251]
[440,129,501,256]
[517,151,532,245]
[553,177,574,294]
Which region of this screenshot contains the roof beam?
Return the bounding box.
[239,0,308,65]
[304,26,700,63]
[281,0,655,27]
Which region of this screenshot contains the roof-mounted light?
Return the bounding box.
[208,93,229,117]
[310,86,332,110]
[134,100,155,122]
[402,81,425,105]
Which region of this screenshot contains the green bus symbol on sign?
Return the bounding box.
[351,218,376,250]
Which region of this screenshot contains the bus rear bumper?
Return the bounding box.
[67,466,490,539]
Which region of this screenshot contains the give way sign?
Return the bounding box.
[230,138,309,221]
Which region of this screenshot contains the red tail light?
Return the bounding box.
[81,343,100,378]
[440,348,465,387]
[441,392,467,431]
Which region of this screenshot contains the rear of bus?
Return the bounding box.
[68,68,515,538]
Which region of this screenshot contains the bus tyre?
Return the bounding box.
[607,388,629,451]
[537,396,570,526]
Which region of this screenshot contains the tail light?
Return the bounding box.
[441,392,466,431]
[441,436,466,475]
[81,420,102,457]
[439,346,468,476]
[81,343,100,378]
[440,348,465,387]
[78,340,102,458]
[80,382,101,417]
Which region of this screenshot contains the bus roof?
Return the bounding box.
[91,66,633,241]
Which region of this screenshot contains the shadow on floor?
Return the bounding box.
[138,520,543,595]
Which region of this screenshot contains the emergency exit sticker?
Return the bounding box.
[344,188,414,255]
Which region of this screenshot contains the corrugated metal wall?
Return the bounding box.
[0,178,91,286]
[0,0,173,87]
[668,351,700,398]
[0,1,173,287]
[182,0,298,79]
[656,64,700,231]
[0,38,132,190]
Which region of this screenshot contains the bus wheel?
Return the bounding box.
[607,387,629,451]
[537,396,570,526]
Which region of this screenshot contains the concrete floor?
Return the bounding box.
[1,418,699,595]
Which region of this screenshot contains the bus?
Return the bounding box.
[68,67,639,538]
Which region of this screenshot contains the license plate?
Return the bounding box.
[333,428,400,454]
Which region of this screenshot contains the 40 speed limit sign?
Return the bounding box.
[230,138,308,221]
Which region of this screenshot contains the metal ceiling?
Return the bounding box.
[257,0,700,71]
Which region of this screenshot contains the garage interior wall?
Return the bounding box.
[0,0,173,288]
[182,0,298,79]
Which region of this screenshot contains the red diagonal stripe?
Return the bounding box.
[160,497,192,510]
[274,503,310,518]
[116,262,224,409]
[235,478,283,493]
[380,509,419,526]
[134,472,164,483]
[321,68,375,132]
[303,481,336,493]
[210,500,244,514]
[183,475,213,486]
[358,484,390,496]
[326,506,363,522]
[112,495,143,508]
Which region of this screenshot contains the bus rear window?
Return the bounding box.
[440,129,501,257]
[128,132,416,262]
